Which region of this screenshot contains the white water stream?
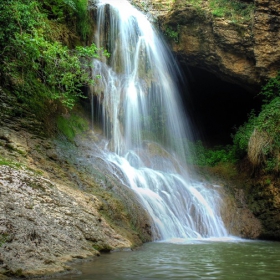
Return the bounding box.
[92,0,228,240]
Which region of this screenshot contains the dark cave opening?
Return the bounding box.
[179,66,262,147]
[82,63,263,148]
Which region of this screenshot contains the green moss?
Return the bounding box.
[0,234,9,247]
[0,156,22,168]
[209,0,254,23]
[0,155,44,176]
[185,0,203,8]
[92,244,112,253]
[164,25,180,43]
[57,114,88,141]
[5,143,27,156]
[187,141,236,167]
[184,0,254,23]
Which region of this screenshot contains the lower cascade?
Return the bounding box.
[92,0,228,240]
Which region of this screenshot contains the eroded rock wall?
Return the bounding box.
[162,6,258,91]
[0,87,152,278]
[134,0,280,91]
[0,166,130,277]
[253,0,280,80]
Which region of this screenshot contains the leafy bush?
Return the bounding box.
[260,71,280,103]
[164,25,180,43]
[187,141,236,166]
[232,110,256,158]
[4,30,100,109]
[0,0,106,122]
[41,0,91,40]
[232,72,280,172]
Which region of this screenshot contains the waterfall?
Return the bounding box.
[92,0,228,240]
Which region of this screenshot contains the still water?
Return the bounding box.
[55,239,280,280]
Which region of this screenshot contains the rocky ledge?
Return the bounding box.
[0,165,132,277]
[133,0,280,91]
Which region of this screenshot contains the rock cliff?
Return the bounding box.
[133,0,280,91]
[0,87,152,278]
[0,166,129,277]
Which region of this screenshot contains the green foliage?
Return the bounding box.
[254,97,280,172]
[232,110,256,158]
[187,141,236,166]
[41,0,91,40]
[232,72,280,172]
[258,98,280,137]
[185,0,203,7]
[0,234,9,247]
[260,71,280,103]
[209,0,254,22]
[0,156,22,168]
[184,0,254,23]
[211,8,224,18]
[4,30,100,110]
[164,25,180,43]
[0,1,42,48]
[3,32,100,109]
[0,0,108,124]
[57,114,88,141]
[75,0,92,41]
[43,0,76,20]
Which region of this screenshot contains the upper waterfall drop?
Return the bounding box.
[94,0,190,158]
[92,0,228,240]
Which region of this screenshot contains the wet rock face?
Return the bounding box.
[248,181,280,240]
[220,188,263,239]
[146,0,280,91]
[0,166,131,277]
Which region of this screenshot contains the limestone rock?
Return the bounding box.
[0,166,131,277]
[136,0,280,91]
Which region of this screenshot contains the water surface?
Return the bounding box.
[55,240,280,279]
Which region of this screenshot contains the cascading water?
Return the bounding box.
[92,0,228,240]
